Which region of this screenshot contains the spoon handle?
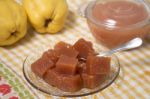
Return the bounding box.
[100,46,128,56]
[99,46,126,56]
[98,38,143,56]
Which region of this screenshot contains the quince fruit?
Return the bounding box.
[23,0,68,34]
[0,0,27,46]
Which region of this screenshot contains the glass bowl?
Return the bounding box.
[23,46,120,97]
[82,0,150,48]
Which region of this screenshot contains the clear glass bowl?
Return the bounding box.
[23,46,120,97]
[81,0,150,48]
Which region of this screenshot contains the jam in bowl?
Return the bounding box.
[84,0,150,48]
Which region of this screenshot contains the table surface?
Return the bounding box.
[0,0,150,99]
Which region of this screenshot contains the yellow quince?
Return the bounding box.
[0,0,27,46]
[23,0,68,34]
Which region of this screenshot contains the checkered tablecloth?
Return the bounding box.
[0,0,150,99]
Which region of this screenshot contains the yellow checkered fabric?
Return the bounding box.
[0,0,150,99]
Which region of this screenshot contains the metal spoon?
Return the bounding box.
[80,38,143,61]
[98,37,143,57]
